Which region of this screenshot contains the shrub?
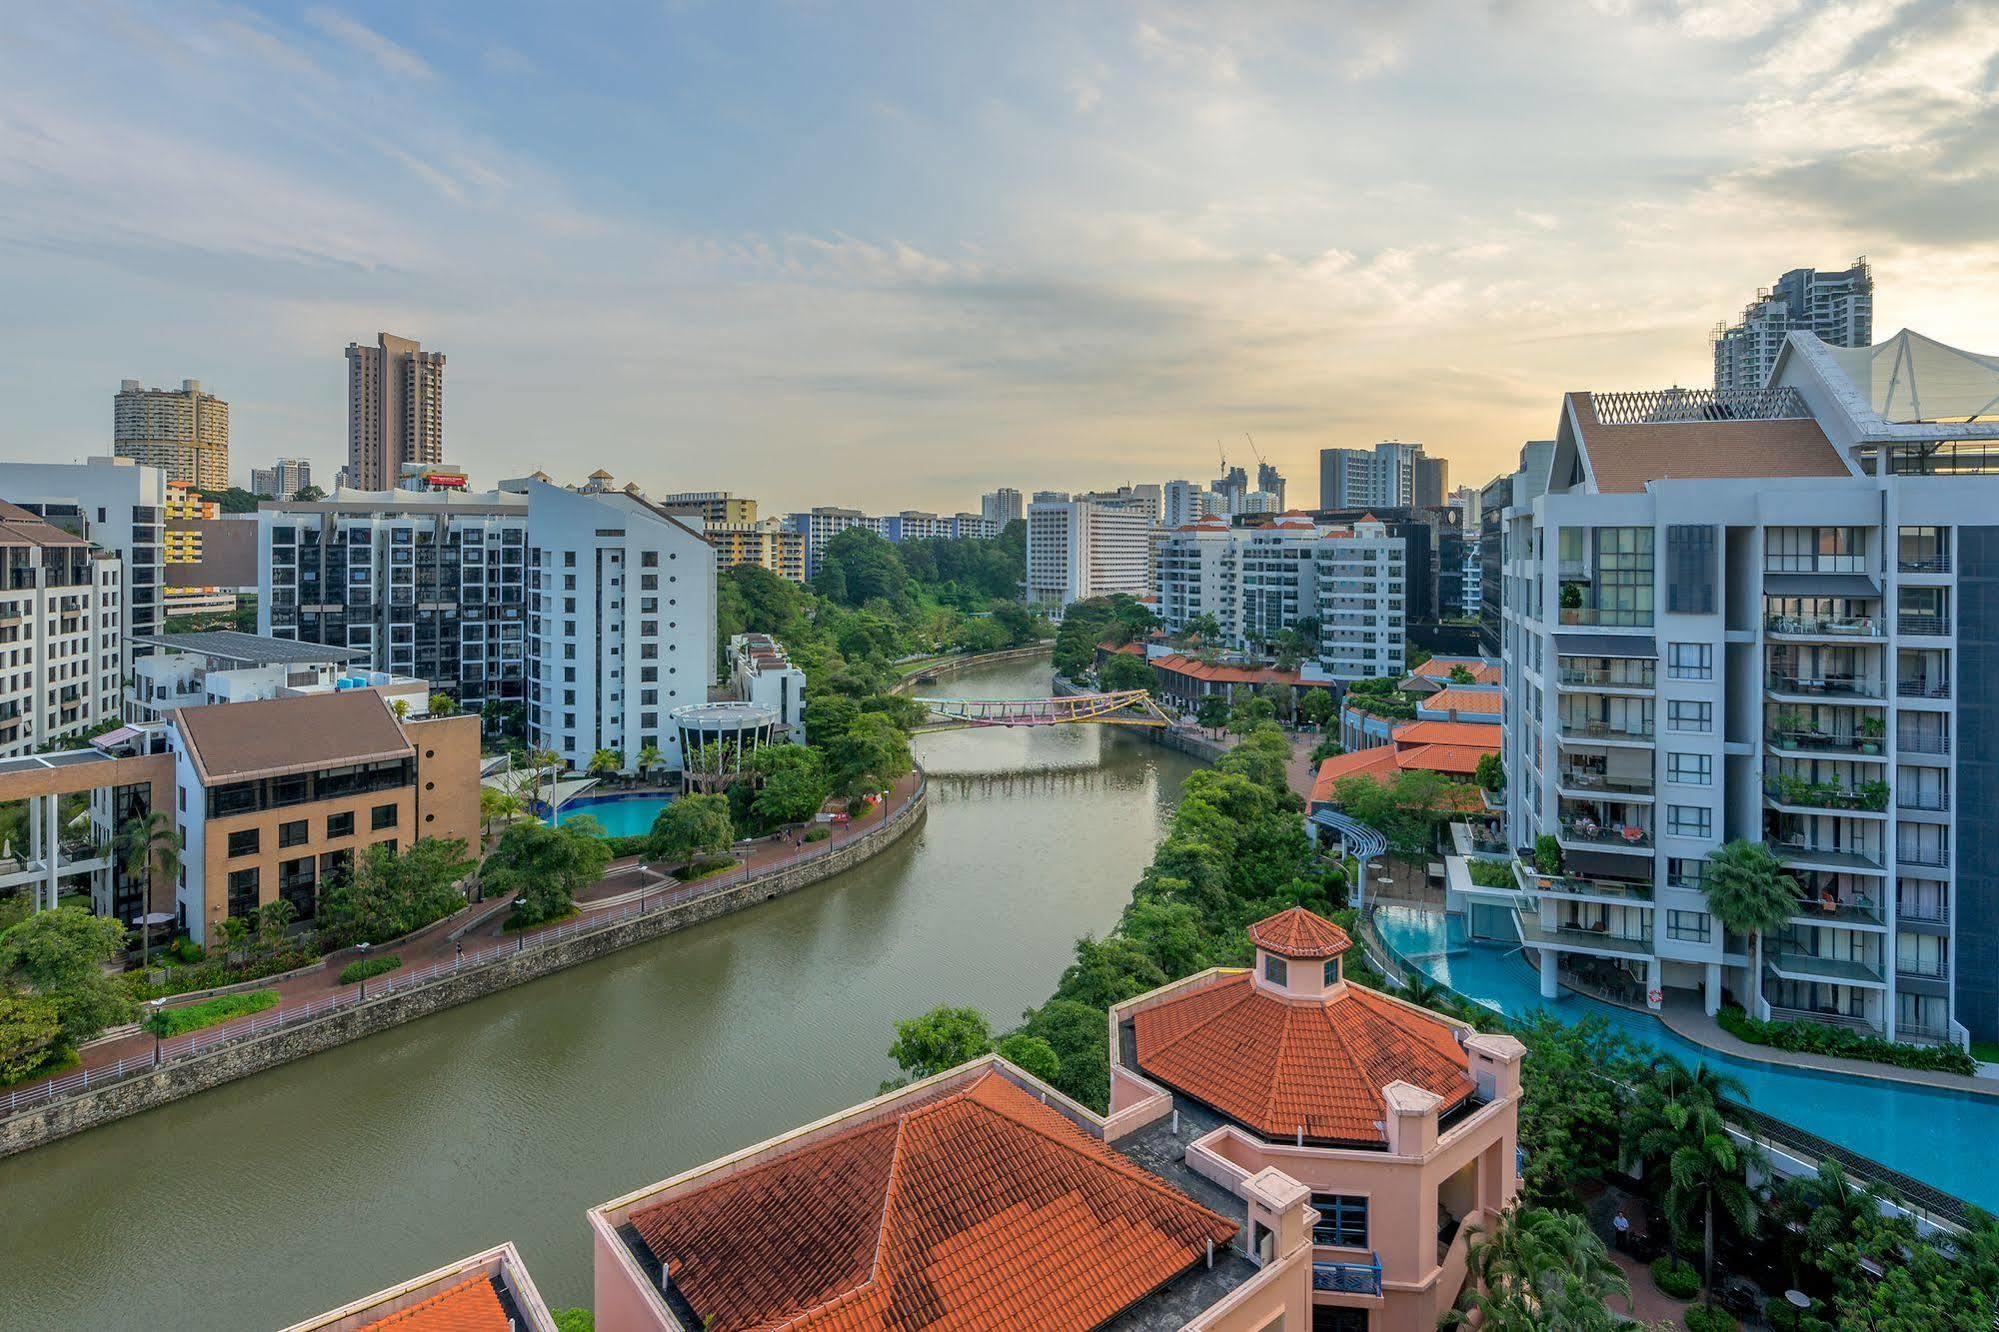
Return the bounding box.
[1650,1257,1700,1300]
[1717,1004,1976,1075]
[1683,1306,1738,1332]
[143,990,279,1038]
[671,856,738,884]
[1765,1298,1833,1332]
[126,946,322,999]
[1466,859,1516,888]
[553,1312,594,1332]
[338,955,403,985]
[803,826,831,843]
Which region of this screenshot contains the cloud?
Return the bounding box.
[305,8,435,81]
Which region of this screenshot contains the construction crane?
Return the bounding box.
[1244,432,1265,465]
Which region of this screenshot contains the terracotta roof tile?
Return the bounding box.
[1414,659,1502,685]
[171,690,413,784]
[358,1275,510,1332]
[1391,719,1500,747]
[1248,907,1351,959]
[1133,974,1474,1146]
[1424,687,1502,715]
[1568,392,1850,493]
[1149,654,1308,686]
[1309,747,1399,802]
[630,1071,1236,1332]
[1394,744,1488,776]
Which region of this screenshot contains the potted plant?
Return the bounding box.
[1856,715,1885,754]
[1857,778,1890,811]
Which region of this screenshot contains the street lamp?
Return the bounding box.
[356,942,371,999]
[148,997,165,1066]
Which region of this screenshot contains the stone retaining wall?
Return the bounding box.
[890,643,1053,695]
[0,784,928,1159]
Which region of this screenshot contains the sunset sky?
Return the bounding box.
[3,1,1994,509]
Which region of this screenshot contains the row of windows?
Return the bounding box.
[225,805,395,856]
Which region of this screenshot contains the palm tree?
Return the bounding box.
[1627,1094,1760,1297]
[1444,1203,1632,1330]
[1771,1160,1883,1286]
[588,748,623,784]
[115,811,181,974]
[1701,841,1799,1002]
[636,743,661,785]
[1399,973,1455,1015]
[480,786,524,839]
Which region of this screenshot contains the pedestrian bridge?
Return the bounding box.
[911,689,1172,730]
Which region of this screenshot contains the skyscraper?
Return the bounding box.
[114,378,229,490]
[980,487,1023,527]
[1256,461,1286,510]
[1318,441,1427,509]
[1413,453,1449,509]
[1211,465,1249,514]
[1712,258,1873,390]
[345,333,446,491]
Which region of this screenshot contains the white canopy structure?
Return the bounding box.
[1828,329,1999,424]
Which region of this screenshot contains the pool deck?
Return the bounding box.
[1655,995,1999,1098]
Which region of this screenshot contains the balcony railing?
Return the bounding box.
[1558,719,1654,742]
[1896,787,1949,812]
[1768,949,1884,985]
[1559,818,1652,848]
[1791,893,1883,926]
[1769,840,1884,873]
[1525,869,1655,902]
[1765,614,1882,638]
[1897,614,1949,637]
[1557,770,1653,796]
[1897,844,1950,869]
[1897,731,1951,755]
[1765,729,1884,757]
[1311,1255,1383,1297]
[1894,958,1948,981]
[1896,677,1949,699]
[1766,1005,1879,1034]
[1519,915,1652,954]
[1898,554,1949,573]
[1765,674,1879,700]
[1762,778,1888,812]
[1558,607,1653,628]
[1896,898,1948,925]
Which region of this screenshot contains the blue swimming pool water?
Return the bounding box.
[1372,904,1999,1213]
[542,794,671,838]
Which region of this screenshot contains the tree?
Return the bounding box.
[995,1033,1060,1084]
[1298,688,1336,730]
[646,795,734,865]
[1449,663,1476,684]
[480,786,524,838]
[253,898,297,957]
[1475,752,1505,792]
[115,810,181,972]
[1308,735,1345,765]
[751,744,830,827]
[1701,839,1797,942]
[1227,694,1275,735]
[1258,682,1296,722]
[1330,769,1454,856]
[1444,1204,1634,1331]
[830,712,912,797]
[887,1005,992,1082]
[1183,612,1222,642]
[0,907,135,1047]
[635,743,662,781]
[483,820,612,926]
[0,989,65,1083]
[1513,1014,1643,1206]
[318,838,475,947]
[427,692,458,717]
[587,748,623,780]
[1097,651,1152,693]
[1623,1058,1759,1295]
[291,484,327,503]
[1195,695,1230,735]
[390,697,410,720]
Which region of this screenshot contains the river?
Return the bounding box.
[0,657,1200,1331]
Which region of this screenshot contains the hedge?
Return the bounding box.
[1683,1305,1739,1332]
[1717,1004,1976,1075]
[338,954,403,985]
[1650,1256,1699,1300]
[145,990,279,1037]
[803,827,831,843]
[127,945,323,1000]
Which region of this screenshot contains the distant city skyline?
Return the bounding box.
[3,3,1996,508]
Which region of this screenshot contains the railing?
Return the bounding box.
[1894,959,1947,981]
[1896,678,1949,699]
[1897,844,1950,869]
[1529,872,1654,902]
[1896,788,1949,812]
[1724,1100,1976,1233]
[1765,729,1881,757]
[1898,555,1950,573]
[1790,895,1883,925]
[1591,385,1808,424]
[1557,770,1653,796]
[1558,667,1654,689]
[1768,949,1884,985]
[1557,719,1654,742]
[1558,819,1652,848]
[1764,1005,1877,1033]
[1896,899,1948,925]
[1897,614,1948,637]
[1768,840,1884,871]
[2,784,927,1120]
[1557,559,1591,580]
[1765,614,1881,637]
[1761,779,1888,812]
[1557,607,1653,628]
[1897,731,1951,755]
[1765,674,1878,699]
[1311,1255,1383,1297]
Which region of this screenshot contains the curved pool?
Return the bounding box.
[1373,905,1998,1213]
[543,793,672,838]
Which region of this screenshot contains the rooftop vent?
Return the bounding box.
[1590,386,1810,425]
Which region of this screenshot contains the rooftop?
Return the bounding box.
[1413,658,1502,686]
[172,691,413,784]
[1392,719,1501,747]
[1567,390,1851,493]
[1423,686,1502,715]
[1147,654,1311,686]
[0,500,88,548]
[1248,905,1351,959]
[133,630,369,667]
[358,1275,510,1330]
[622,1068,1238,1332]
[278,1243,555,1332]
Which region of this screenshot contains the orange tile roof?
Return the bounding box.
[1568,392,1850,493]
[1097,639,1145,656]
[1132,972,1475,1146]
[1391,719,1499,747]
[359,1275,509,1332]
[1309,747,1400,802]
[1248,906,1351,959]
[1149,654,1308,686]
[629,1070,1236,1332]
[1424,686,1502,715]
[1394,743,1488,776]
[1414,659,1502,685]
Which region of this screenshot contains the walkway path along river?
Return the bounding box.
[0,657,1200,1332]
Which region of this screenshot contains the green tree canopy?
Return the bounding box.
[830,712,912,796]
[646,794,735,864]
[1097,651,1153,693]
[750,744,831,827]
[0,988,64,1083]
[318,838,476,947]
[0,907,135,1047]
[995,1033,1060,1084]
[1701,840,1799,940]
[483,819,613,926]
[887,1004,993,1081]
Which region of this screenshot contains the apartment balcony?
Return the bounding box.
[1311,1254,1383,1298]
[1556,769,1654,800]
[1761,777,1889,817]
[1557,608,1652,629]
[1557,718,1654,746]
[1897,730,1951,757]
[1515,912,1652,957]
[1897,843,1950,870]
[1894,959,1949,986]
[1896,677,1949,701]
[1764,728,1888,761]
[1519,863,1655,904]
[1557,667,1655,693]
[1897,613,1949,638]
[1898,554,1950,574]
[1764,613,1884,641]
[1789,891,1884,927]
[1764,674,1881,703]
[1765,1004,1881,1036]
[1896,786,1950,814]
[1767,949,1885,988]
[1558,817,1652,852]
[1770,840,1886,875]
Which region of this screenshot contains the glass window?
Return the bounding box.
[1310,1194,1369,1248]
[326,811,355,839]
[1667,753,1712,786]
[1264,955,1288,986]
[226,867,260,918]
[1667,804,1712,838]
[1667,701,1713,733]
[227,828,259,858]
[370,803,398,831]
[1667,910,1712,943]
[1323,958,1339,986]
[279,819,309,849]
[1668,857,1707,890]
[1667,643,1712,679]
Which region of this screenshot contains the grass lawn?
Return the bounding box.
[1972,1040,1999,1065]
[146,990,279,1038]
[671,856,740,884]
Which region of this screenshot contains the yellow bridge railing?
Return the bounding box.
[911,689,1172,729]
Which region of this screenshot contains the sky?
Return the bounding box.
[1,1,1995,512]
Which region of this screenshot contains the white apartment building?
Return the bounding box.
[1024,498,1153,610]
[728,633,806,743]
[525,476,717,774]
[1159,480,1209,528]
[0,504,123,756]
[250,458,313,501]
[1318,441,1424,509]
[1152,512,1407,680]
[0,456,168,659]
[979,487,1023,527]
[1713,259,1872,391]
[1487,329,1999,1050]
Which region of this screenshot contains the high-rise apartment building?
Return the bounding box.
[1154,512,1406,679]
[0,502,124,756]
[1318,440,1432,509]
[1713,258,1873,391]
[259,486,529,713]
[523,475,717,773]
[705,518,806,582]
[1160,479,1210,528]
[1414,453,1449,510]
[114,378,229,491]
[653,491,757,525]
[345,333,446,491]
[1486,328,1999,1048]
[1025,498,1153,609]
[250,458,313,501]
[1210,465,1249,514]
[0,456,168,658]
[979,486,1023,527]
[1256,460,1286,510]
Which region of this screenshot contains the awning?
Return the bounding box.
[1554,633,1657,659]
[1761,572,1880,598]
[1562,849,1653,881]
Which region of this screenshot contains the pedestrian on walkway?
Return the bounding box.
[1613,1206,1630,1251]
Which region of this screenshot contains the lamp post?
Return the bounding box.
[356,942,371,999]
[148,997,164,1067]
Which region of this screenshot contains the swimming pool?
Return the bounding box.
[542,793,672,838]
[1372,904,1999,1214]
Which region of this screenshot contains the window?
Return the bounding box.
[1665,525,1716,614]
[1666,910,1712,943]
[1311,1194,1369,1248]
[1667,753,1712,786]
[226,867,260,918]
[1667,643,1712,680]
[1667,804,1712,838]
[1264,955,1288,986]
[278,819,309,848]
[227,828,260,858]
[1667,700,1712,733]
[1668,857,1707,891]
[1323,958,1339,986]
[327,811,355,839]
[370,803,398,831]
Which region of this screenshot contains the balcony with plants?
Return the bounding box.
[1764,707,1887,760]
[1786,869,1885,927]
[1764,813,1886,875]
[1763,593,1883,640]
[1761,769,1889,816]
[1556,797,1651,853]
